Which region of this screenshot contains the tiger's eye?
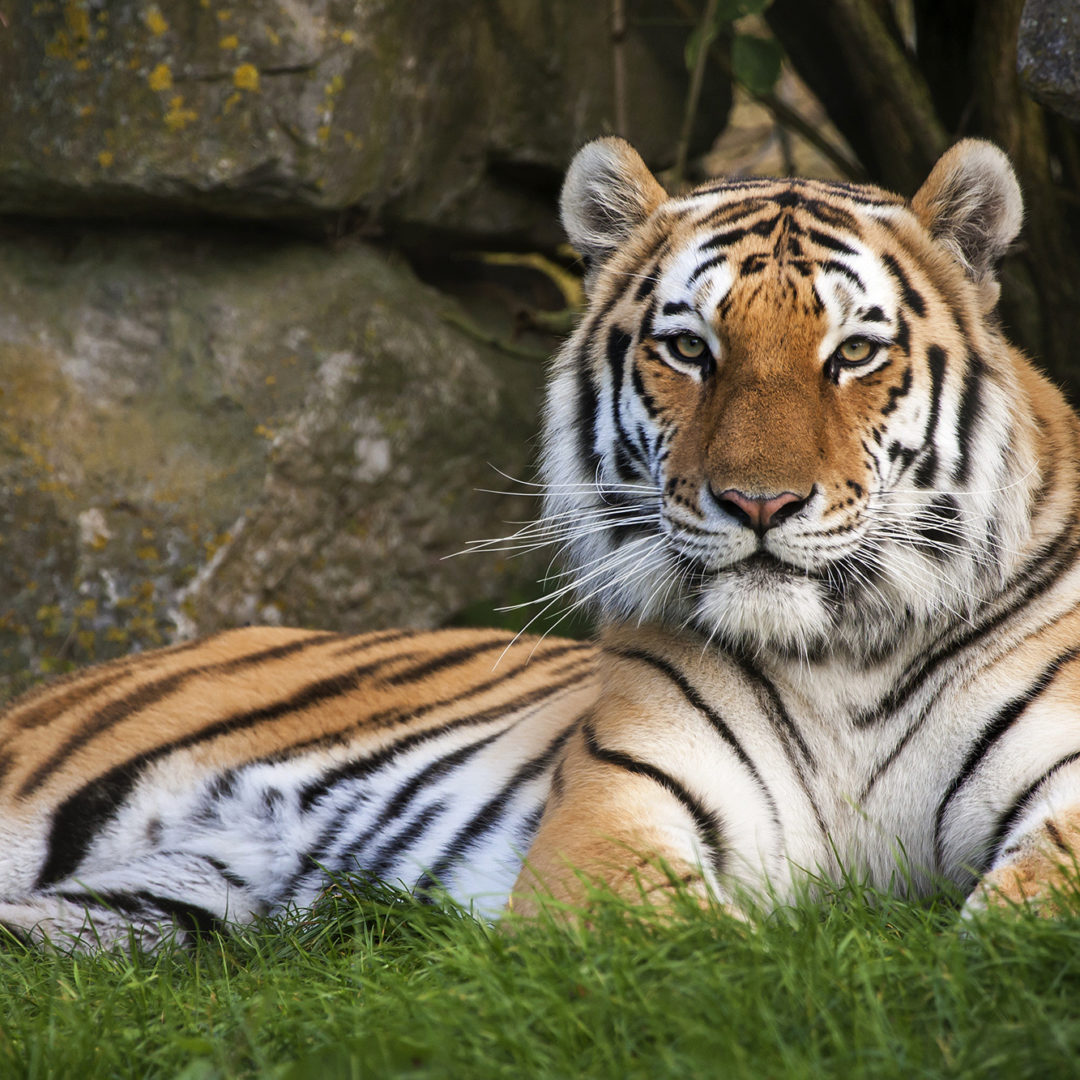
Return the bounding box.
[674,334,706,360]
[838,338,874,364]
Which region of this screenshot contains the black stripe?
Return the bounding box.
[880,364,912,417]
[134,891,225,939]
[381,637,512,687]
[632,352,662,419]
[727,652,814,766]
[661,301,692,318]
[984,751,1080,871]
[575,355,602,478]
[953,351,986,485]
[581,720,725,880]
[606,647,782,836]
[881,252,926,317]
[52,888,225,940]
[807,228,857,255]
[728,650,829,841]
[740,254,769,277]
[312,727,510,879]
[365,801,447,881]
[687,252,727,287]
[20,633,343,797]
[819,259,864,290]
[912,345,947,489]
[894,311,910,355]
[1045,819,1071,855]
[700,227,750,253]
[416,725,575,890]
[933,648,1080,868]
[205,855,250,892]
[606,325,649,472]
[914,495,962,560]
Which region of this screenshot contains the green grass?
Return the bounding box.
[3,879,1080,1079]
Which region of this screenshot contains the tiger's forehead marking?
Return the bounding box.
[650,184,905,350]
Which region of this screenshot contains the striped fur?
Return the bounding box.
[0,629,597,948]
[515,139,1080,918]
[5,137,1080,947]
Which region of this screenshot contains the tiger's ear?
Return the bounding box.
[911,139,1023,289]
[560,138,667,268]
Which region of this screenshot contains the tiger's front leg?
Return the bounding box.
[509,640,780,918]
[965,803,1080,918]
[510,718,725,917]
[507,717,730,920]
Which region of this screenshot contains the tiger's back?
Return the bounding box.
[0,627,597,946]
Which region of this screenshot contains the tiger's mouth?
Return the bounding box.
[672,546,800,581]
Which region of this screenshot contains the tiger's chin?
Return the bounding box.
[691,557,834,658]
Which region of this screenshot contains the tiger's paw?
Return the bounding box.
[963,815,1080,919]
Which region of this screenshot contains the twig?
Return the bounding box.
[672,0,720,190]
[612,0,629,138]
[669,0,865,181]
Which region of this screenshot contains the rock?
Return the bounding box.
[0,1,729,241]
[0,221,552,696]
[1018,0,1080,123]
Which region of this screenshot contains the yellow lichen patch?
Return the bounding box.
[78,103,95,119]
[164,96,198,131]
[136,545,160,562]
[233,63,259,91]
[45,31,74,60]
[73,598,97,619]
[265,374,277,387]
[217,8,232,21]
[65,2,91,44]
[148,62,172,91]
[340,29,356,44]
[74,57,90,71]
[145,7,168,35]
[221,91,242,114]
[97,149,114,168]
[316,124,330,143]
[265,26,281,46]
[219,34,238,50]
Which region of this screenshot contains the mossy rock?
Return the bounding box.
[0,223,550,695]
[0,0,728,241]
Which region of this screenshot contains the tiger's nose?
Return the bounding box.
[713,488,809,535]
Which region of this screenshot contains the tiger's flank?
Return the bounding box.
[3,136,1080,948]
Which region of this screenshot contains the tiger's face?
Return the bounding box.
[541,139,1033,660]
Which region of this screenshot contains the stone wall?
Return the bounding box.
[0,0,728,690]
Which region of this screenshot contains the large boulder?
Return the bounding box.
[1018,0,1080,123]
[0,222,551,695]
[0,1,729,242]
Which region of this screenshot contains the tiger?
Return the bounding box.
[2,133,1080,951]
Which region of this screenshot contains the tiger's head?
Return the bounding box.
[540,138,1039,660]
